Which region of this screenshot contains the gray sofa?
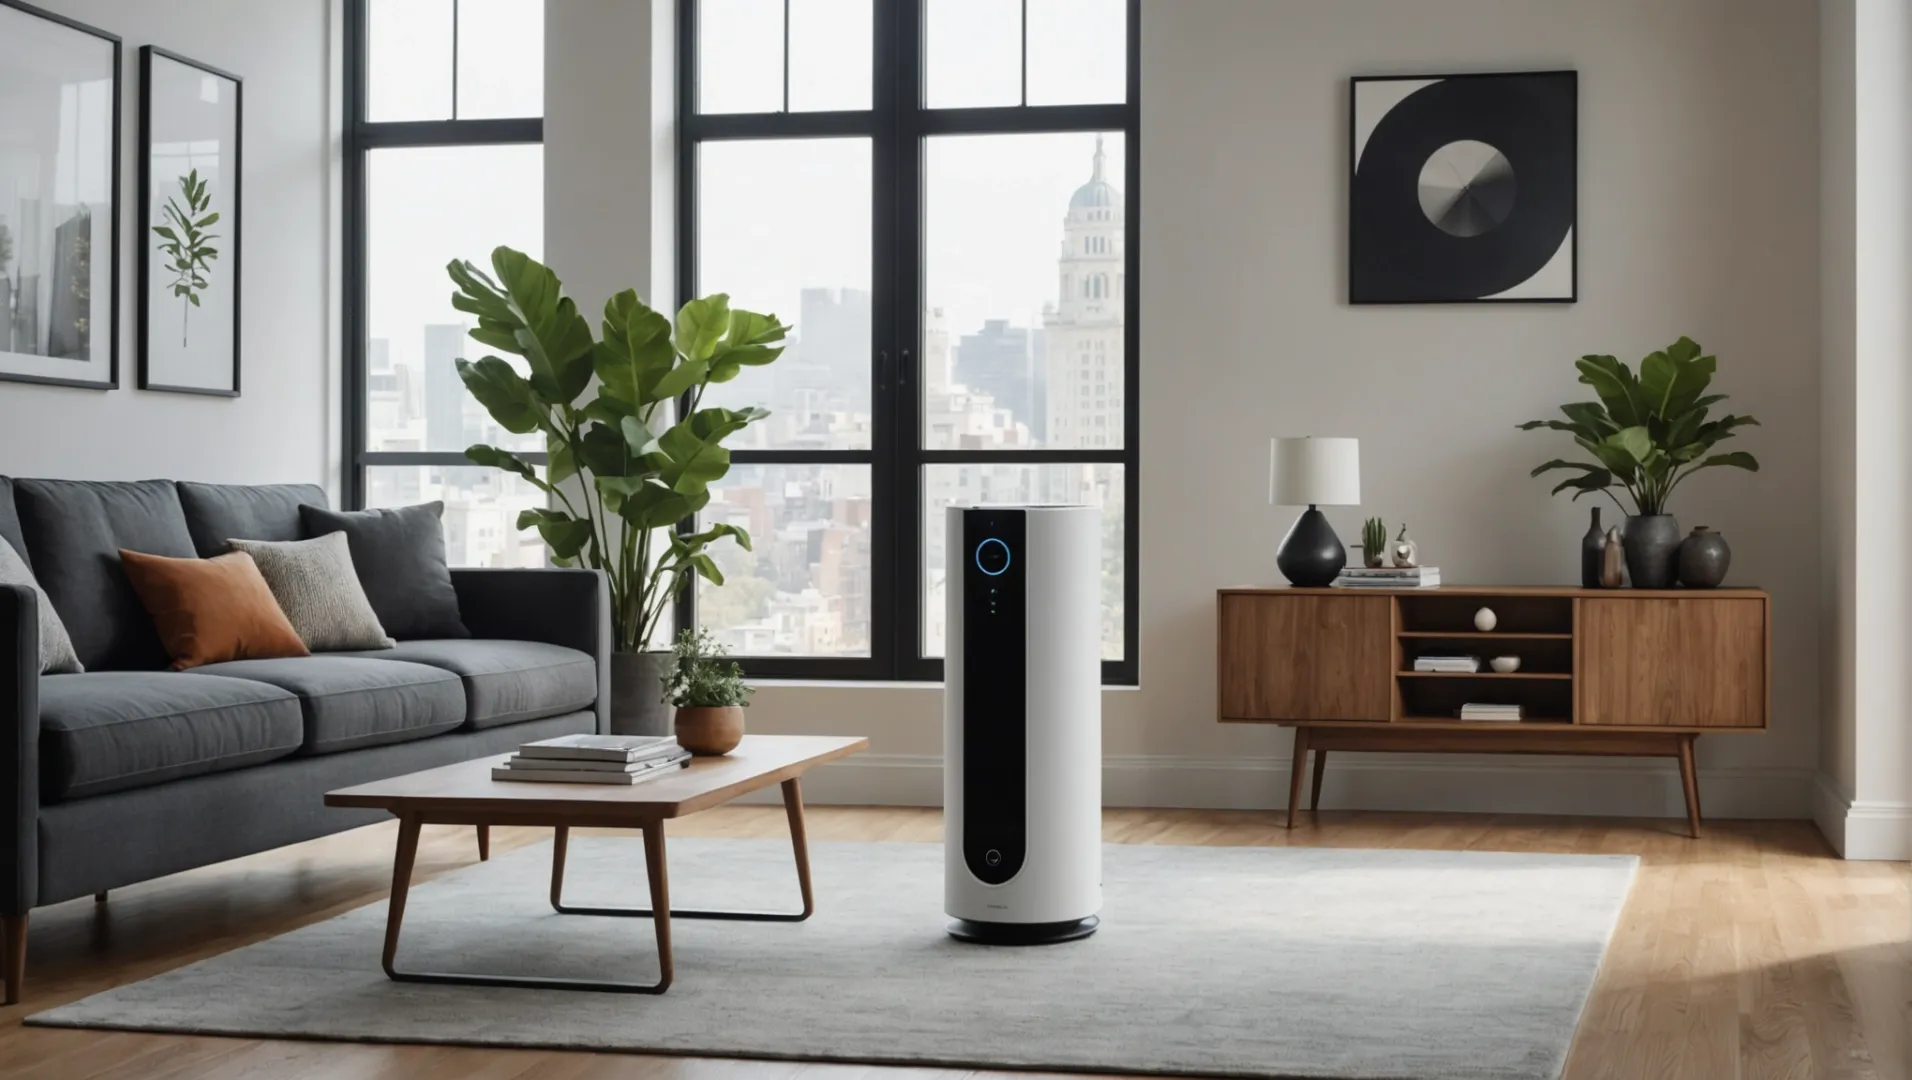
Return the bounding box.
[0,477,606,1003]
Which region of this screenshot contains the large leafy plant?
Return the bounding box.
[448,247,788,652]
[1519,337,1759,517]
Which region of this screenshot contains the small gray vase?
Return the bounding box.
[1677,527,1732,588]
[1623,514,1681,589]
[608,650,673,736]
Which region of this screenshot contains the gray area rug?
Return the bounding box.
[30,838,1636,1080]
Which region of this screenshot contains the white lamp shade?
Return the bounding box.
[1268,437,1361,506]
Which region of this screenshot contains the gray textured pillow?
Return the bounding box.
[0,536,84,674]
[227,533,397,652]
[299,501,470,640]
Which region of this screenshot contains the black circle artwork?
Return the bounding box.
[1351,72,1576,303]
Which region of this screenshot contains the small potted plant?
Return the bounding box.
[662,629,753,756]
[1358,517,1387,568]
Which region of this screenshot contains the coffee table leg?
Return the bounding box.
[643,821,673,993]
[379,815,672,994]
[550,825,569,910]
[549,786,816,923]
[782,777,815,919]
[381,814,421,979]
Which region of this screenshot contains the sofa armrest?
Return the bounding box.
[1,584,39,915]
[450,568,610,733]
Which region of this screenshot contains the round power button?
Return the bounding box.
[975,538,1011,576]
[985,849,1003,867]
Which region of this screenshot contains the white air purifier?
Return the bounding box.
[944,504,1102,944]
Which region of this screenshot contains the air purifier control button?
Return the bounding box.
[985,849,1002,867]
[974,537,1012,576]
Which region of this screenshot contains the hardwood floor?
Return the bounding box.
[1,807,1906,1080]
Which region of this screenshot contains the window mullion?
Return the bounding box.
[450,0,461,121]
[882,0,927,679]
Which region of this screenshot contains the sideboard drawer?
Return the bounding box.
[1218,594,1390,721]
[1578,597,1767,728]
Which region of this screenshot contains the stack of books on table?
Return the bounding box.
[493,734,692,785]
[1458,703,1524,722]
[1332,566,1441,589]
[1414,654,1482,673]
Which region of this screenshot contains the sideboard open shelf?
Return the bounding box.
[1216,585,1770,836]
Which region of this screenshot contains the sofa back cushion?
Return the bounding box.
[12,479,198,670]
[178,482,329,558]
[0,477,27,572]
[299,502,470,640]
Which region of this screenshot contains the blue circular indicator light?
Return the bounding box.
[975,537,1012,576]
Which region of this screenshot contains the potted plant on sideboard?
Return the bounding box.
[1518,336,1759,588]
[448,247,787,734]
[663,628,753,755]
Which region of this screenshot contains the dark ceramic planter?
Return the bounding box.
[1624,515,1681,589]
[1677,527,1732,588]
[608,650,673,736]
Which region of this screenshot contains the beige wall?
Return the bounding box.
[0,0,336,491]
[551,0,1826,818]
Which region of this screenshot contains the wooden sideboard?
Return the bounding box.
[1216,586,1770,836]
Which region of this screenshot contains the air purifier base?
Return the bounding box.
[945,915,1099,946]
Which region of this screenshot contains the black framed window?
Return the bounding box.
[678,0,1139,683]
[342,0,550,569]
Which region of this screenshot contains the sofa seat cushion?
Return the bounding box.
[338,639,597,730]
[194,656,466,755]
[39,672,305,801]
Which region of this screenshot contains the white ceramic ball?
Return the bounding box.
[1490,656,1521,673]
[1474,607,1498,632]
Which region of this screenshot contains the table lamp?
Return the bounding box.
[1268,437,1361,587]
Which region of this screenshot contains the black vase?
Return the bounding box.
[1623,514,1681,589]
[1677,527,1732,588]
[1275,505,1346,587]
[1580,507,1605,587]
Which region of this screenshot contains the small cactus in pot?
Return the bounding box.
[1359,517,1388,568]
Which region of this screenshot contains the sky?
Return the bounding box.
[363,0,1127,376]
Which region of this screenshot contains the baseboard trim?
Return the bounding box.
[752,752,1815,821]
[1812,772,1912,860]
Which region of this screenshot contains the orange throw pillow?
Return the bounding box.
[119,550,311,671]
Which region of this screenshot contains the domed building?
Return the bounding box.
[1045,136,1125,450]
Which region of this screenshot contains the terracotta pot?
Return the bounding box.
[675,705,745,755]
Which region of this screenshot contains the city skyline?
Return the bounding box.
[367,137,1126,659]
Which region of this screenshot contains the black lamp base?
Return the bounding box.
[1276,505,1346,587]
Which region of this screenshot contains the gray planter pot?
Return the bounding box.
[1677,526,1732,588]
[1623,514,1681,589]
[608,650,673,737]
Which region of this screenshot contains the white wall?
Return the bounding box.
[1818,0,1912,860]
[546,0,1828,819]
[0,0,335,492]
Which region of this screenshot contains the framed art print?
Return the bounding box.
[0,0,121,389]
[1350,70,1576,304]
[139,45,241,396]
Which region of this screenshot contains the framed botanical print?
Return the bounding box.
[139,45,241,396]
[0,0,121,390]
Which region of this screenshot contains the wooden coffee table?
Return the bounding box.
[325,733,867,994]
